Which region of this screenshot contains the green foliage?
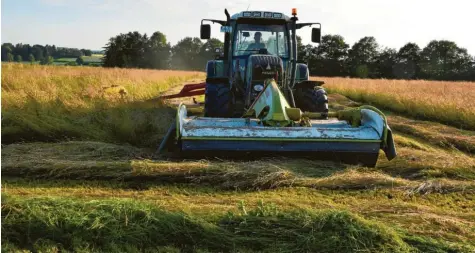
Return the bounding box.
[40,56,54,65]
[1,195,232,252]
[199,38,224,64]
[1,195,445,253]
[1,43,13,61]
[306,34,350,77]
[347,36,380,77]
[355,64,369,78]
[7,52,14,62]
[4,194,471,252]
[1,43,90,63]
[14,54,22,62]
[420,40,474,80]
[76,56,84,65]
[375,48,398,78]
[103,31,172,69]
[28,53,35,63]
[393,42,422,79]
[294,35,474,81]
[171,37,204,70]
[81,48,92,56]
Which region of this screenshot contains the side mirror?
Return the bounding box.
[311,28,321,43]
[201,24,211,40]
[242,32,250,37]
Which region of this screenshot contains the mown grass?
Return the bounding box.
[3,64,475,252]
[3,141,475,190]
[2,194,472,253]
[2,139,474,251]
[316,77,475,130]
[328,93,475,156]
[388,115,475,155]
[1,63,204,147]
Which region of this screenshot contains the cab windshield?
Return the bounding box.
[233,24,289,57]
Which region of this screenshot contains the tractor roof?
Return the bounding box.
[231,11,290,21]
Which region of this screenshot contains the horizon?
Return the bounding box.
[1,0,475,54]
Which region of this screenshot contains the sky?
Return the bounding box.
[1,0,474,54]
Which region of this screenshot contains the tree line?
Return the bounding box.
[5,30,473,81]
[1,43,93,64]
[102,31,223,70]
[102,30,475,81]
[297,35,475,81]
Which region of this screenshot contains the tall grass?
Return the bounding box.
[315,77,475,130]
[7,194,461,253]
[1,63,205,146]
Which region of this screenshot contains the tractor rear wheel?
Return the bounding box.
[294,86,329,113]
[204,83,230,117]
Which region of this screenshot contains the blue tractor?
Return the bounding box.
[201,8,327,118]
[159,8,397,167]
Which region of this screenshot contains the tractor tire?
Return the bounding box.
[204,83,230,117]
[294,86,329,113]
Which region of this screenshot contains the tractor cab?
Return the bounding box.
[200,8,324,116]
[233,24,289,58]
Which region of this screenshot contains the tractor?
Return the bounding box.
[158,8,397,167]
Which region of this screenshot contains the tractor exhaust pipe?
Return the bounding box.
[288,12,299,107]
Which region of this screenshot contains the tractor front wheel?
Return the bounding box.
[204,83,230,117]
[294,86,329,113]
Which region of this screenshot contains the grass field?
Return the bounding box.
[2,63,475,252]
[54,55,104,65]
[1,63,204,147]
[316,77,475,130]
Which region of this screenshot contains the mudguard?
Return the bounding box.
[383,127,397,161]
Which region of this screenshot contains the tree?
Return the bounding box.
[171,37,203,70]
[311,34,350,76]
[2,43,14,61]
[40,56,53,65]
[198,38,224,66]
[103,31,150,68]
[420,40,473,80]
[81,49,92,56]
[347,36,380,78]
[28,54,35,63]
[7,53,14,62]
[393,42,421,79]
[15,55,23,62]
[296,35,308,63]
[76,56,84,65]
[32,45,44,62]
[374,48,398,78]
[145,31,172,69]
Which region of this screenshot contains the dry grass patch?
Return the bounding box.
[315,76,475,130]
[1,63,205,146]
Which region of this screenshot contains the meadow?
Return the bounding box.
[317,77,475,130]
[1,63,204,147]
[1,63,474,252]
[53,54,104,65]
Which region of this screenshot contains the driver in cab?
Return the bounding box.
[246,32,266,51]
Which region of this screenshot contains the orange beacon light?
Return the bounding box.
[292,8,297,16]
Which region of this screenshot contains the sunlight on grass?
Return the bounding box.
[1,63,205,146]
[315,76,475,130]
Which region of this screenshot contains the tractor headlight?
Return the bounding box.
[253,84,264,92]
